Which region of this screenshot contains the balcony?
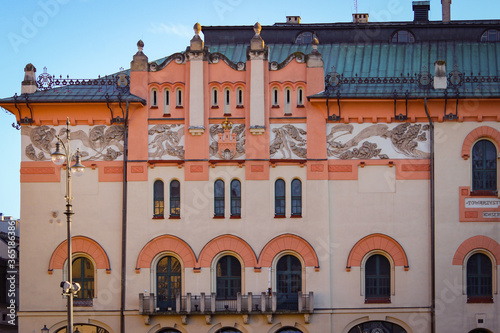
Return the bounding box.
[139,292,314,324]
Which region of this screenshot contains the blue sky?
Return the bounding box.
[1,0,499,218]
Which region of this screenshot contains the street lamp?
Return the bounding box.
[51,118,85,333]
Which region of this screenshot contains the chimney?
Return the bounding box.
[21,63,37,94]
[412,1,430,22]
[286,16,301,24]
[352,13,369,23]
[442,0,451,22]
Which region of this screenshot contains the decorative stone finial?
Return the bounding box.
[312,38,319,50]
[253,22,261,36]
[131,40,148,72]
[194,22,201,36]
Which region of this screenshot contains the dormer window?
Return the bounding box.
[295,31,318,45]
[481,29,500,42]
[391,30,415,43]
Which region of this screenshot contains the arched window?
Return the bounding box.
[216,255,241,300]
[295,31,317,45]
[276,255,301,310]
[291,179,302,217]
[348,321,407,333]
[154,180,164,218]
[472,140,497,193]
[224,88,231,115]
[163,88,171,115]
[212,87,219,107]
[236,87,244,107]
[73,257,94,300]
[481,29,500,42]
[277,328,303,333]
[169,180,180,218]
[215,329,242,333]
[176,88,183,107]
[214,179,225,217]
[284,87,292,115]
[230,179,241,217]
[157,329,182,333]
[467,253,493,303]
[272,87,279,107]
[151,88,158,107]
[275,179,286,217]
[365,254,391,303]
[297,87,304,106]
[391,30,415,43]
[157,256,181,311]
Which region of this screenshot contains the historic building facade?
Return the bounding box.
[1,2,499,332]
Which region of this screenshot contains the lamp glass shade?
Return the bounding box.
[71,154,85,177]
[51,143,66,165]
[41,325,49,333]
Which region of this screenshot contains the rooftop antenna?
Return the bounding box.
[354,0,358,13]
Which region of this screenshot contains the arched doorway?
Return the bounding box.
[348,321,407,333]
[55,324,109,333]
[276,255,302,310]
[157,256,181,311]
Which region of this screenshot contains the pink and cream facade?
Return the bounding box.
[1,7,500,333]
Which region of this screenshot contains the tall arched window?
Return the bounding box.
[157,256,181,311]
[216,255,241,300]
[176,88,183,107]
[212,87,219,107]
[230,179,241,217]
[163,88,171,115]
[169,180,180,218]
[277,328,303,333]
[275,179,286,217]
[348,321,407,333]
[236,88,244,107]
[365,254,391,303]
[284,87,292,115]
[215,329,242,333]
[272,88,279,107]
[297,87,304,106]
[224,88,231,115]
[151,88,158,107]
[276,255,301,310]
[154,180,164,218]
[73,257,94,300]
[467,253,493,303]
[214,179,225,217]
[472,140,497,193]
[291,179,302,217]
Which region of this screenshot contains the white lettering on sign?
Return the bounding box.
[483,212,500,218]
[465,198,500,208]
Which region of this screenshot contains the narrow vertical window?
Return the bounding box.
[230,179,241,217]
[297,87,304,106]
[214,179,225,217]
[224,88,231,115]
[284,88,291,115]
[467,253,493,303]
[472,139,497,193]
[272,88,279,107]
[291,179,302,217]
[164,89,171,115]
[275,179,286,217]
[169,180,180,218]
[212,87,219,107]
[73,257,94,300]
[151,88,158,107]
[176,88,183,107]
[154,180,164,218]
[365,254,391,303]
[236,88,244,107]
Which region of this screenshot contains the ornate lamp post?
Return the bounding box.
[51,118,85,333]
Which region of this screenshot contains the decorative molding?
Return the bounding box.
[104,167,123,174]
[258,234,320,269]
[270,124,307,159]
[20,167,55,174]
[461,126,500,160]
[148,124,185,160]
[209,122,245,160]
[452,235,500,265]
[48,236,111,272]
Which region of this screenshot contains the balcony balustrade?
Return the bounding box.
[139,291,314,316]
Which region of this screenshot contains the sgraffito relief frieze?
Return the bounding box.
[209,123,246,160]
[270,124,307,159]
[326,123,430,159]
[21,125,125,162]
[148,124,185,160]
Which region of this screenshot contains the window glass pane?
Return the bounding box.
[72,257,94,299]
[291,179,302,216]
[214,180,225,216]
[154,180,164,216]
[216,256,241,299]
[467,253,492,297]
[170,180,180,216]
[230,180,241,216]
[472,140,497,191]
[275,179,285,215]
[365,255,390,298]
